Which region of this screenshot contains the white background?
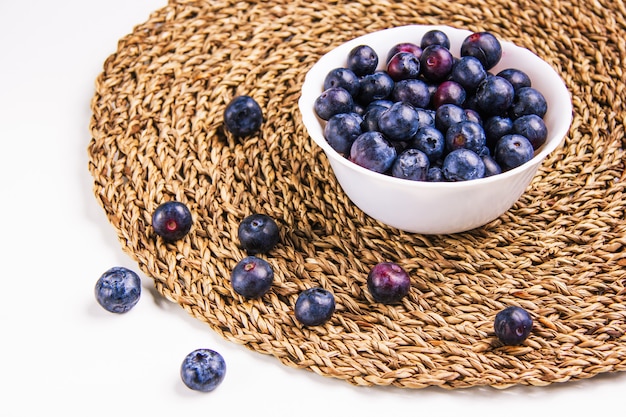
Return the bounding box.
[0,1,622,416]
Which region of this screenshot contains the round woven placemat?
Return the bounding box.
[88,0,626,389]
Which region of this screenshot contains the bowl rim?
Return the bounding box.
[298,24,573,190]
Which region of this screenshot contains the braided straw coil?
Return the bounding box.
[88,0,626,389]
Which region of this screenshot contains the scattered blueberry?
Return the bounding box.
[367,262,411,304]
[294,287,336,326]
[494,134,535,171]
[314,87,354,120]
[180,349,226,392]
[152,201,193,241]
[494,306,533,345]
[223,95,263,137]
[231,256,274,299]
[238,213,280,254]
[442,148,486,181]
[460,32,502,70]
[347,44,379,76]
[349,131,397,173]
[94,267,141,314]
[391,148,430,181]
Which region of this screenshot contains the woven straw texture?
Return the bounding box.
[88,0,626,389]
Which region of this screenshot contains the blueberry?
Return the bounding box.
[435,103,467,134]
[415,108,436,128]
[451,56,487,93]
[231,256,274,299]
[421,29,451,49]
[314,87,354,121]
[474,75,515,117]
[94,267,141,314]
[360,105,387,132]
[445,120,487,153]
[367,262,411,304]
[223,95,263,137]
[509,86,548,119]
[460,32,502,70]
[323,67,360,97]
[432,80,466,108]
[426,166,445,182]
[347,44,379,76]
[180,349,226,392]
[386,52,421,81]
[496,68,531,92]
[513,114,548,150]
[484,115,514,149]
[442,148,486,181]
[494,134,535,171]
[420,44,454,82]
[464,108,482,125]
[391,79,431,108]
[294,287,335,326]
[377,102,420,142]
[357,71,395,105]
[391,148,430,181]
[238,213,279,254]
[324,112,363,155]
[408,125,445,162]
[481,154,503,177]
[152,201,193,241]
[349,131,397,173]
[386,42,423,62]
[494,306,533,345]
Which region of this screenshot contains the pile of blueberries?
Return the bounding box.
[314,30,548,181]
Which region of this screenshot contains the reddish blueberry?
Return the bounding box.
[367,262,411,304]
[152,201,192,241]
[494,306,533,345]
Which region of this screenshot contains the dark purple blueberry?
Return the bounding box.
[481,154,502,177]
[314,87,354,121]
[180,349,226,392]
[94,267,141,314]
[349,131,397,173]
[360,105,387,132]
[323,67,360,97]
[513,114,548,150]
[497,68,531,92]
[377,102,420,142]
[509,86,548,119]
[294,287,335,326]
[238,213,279,254]
[442,148,486,181]
[433,80,467,108]
[223,95,263,137]
[152,201,193,241]
[230,256,274,299]
[386,52,421,81]
[420,29,451,50]
[420,45,454,82]
[445,120,487,153]
[464,108,482,125]
[484,115,514,149]
[494,306,533,345]
[451,56,487,93]
[460,32,502,70]
[357,71,395,105]
[386,42,423,62]
[367,262,411,304]
[427,166,445,182]
[391,79,431,109]
[494,134,535,171]
[408,125,445,162]
[474,75,515,117]
[391,148,430,181]
[324,112,363,155]
[435,103,467,134]
[347,44,379,76]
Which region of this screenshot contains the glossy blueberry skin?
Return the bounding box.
[386,52,421,81]
[497,68,531,92]
[509,87,548,119]
[324,113,363,155]
[464,108,482,125]
[432,80,466,108]
[474,75,515,117]
[484,115,514,149]
[391,148,430,181]
[445,120,487,153]
[415,108,436,128]
[435,103,468,134]
[481,154,503,177]
[349,131,397,173]
[367,262,411,304]
[231,256,274,299]
[377,102,420,142]
[314,87,354,121]
[451,56,487,93]
[421,29,451,50]
[152,201,193,241]
[238,213,279,254]
[420,45,454,82]
[427,166,445,182]
[442,148,486,181]
[347,44,378,76]
[180,349,226,392]
[357,71,395,105]
[295,287,336,326]
[323,67,360,97]
[460,32,502,70]
[391,79,431,109]
[494,134,535,171]
[386,42,423,62]
[360,105,387,132]
[513,114,548,150]
[223,95,263,137]
[494,306,533,345]
[95,267,141,313]
[409,125,445,162]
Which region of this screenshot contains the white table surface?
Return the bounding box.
[1,1,623,415]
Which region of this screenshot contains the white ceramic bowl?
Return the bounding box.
[298,25,572,234]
